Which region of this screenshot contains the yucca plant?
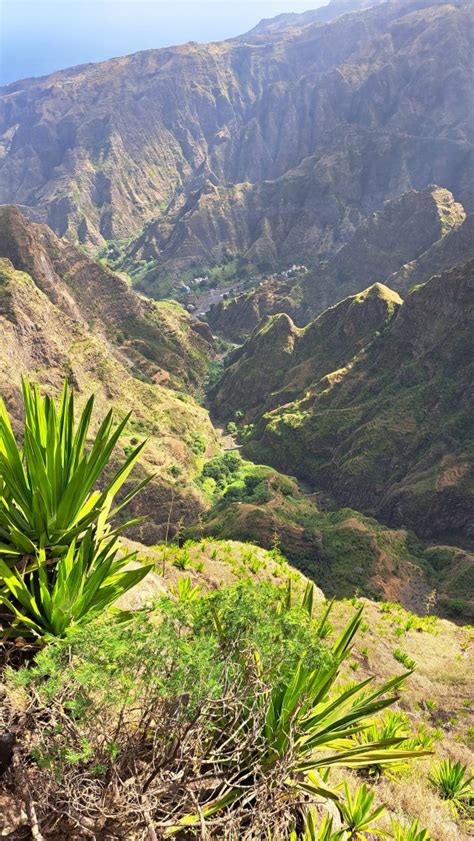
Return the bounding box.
[336,782,385,838]
[0,379,150,558]
[0,380,153,639]
[355,710,431,778]
[0,531,152,638]
[391,817,432,841]
[428,758,473,814]
[170,576,202,603]
[169,607,432,834]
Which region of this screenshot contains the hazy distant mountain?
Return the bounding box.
[0,0,472,298]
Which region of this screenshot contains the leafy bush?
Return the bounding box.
[6,586,430,837]
[201,452,242,482]
[190,432,206,455]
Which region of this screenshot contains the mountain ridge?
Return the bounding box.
[0,0,472,292]
[207,184,468,338]
[212,261,474,545]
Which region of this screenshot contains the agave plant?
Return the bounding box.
[336,782,385,839]
[168,607,432,834]
[391,817,432,841]
[290,812,344,841]
[355,710,432,778]
[0,531,152,638]
[428,758,473,814]
[0,380,153,638]
[0,379,150,558]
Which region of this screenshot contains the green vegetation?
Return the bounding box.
[198,451,273,504]
[428,759,473,815]
[0,380,149,555]
[391,818,432,841]
[190,456,444,604]
[0,381,151,638]
[336,782,385,837]
[393,649,417,671]
[5,586,430,836]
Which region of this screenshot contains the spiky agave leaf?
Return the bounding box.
[0,379,152,555]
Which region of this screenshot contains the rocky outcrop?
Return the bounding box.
[0,0,472,284]
[387,213,474,292]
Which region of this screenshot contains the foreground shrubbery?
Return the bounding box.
[0,384,471,839]
[2,581,434,838]
[0,380,152,638]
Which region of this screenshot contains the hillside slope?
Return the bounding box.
[0,0,472,291]
[0,207,218,541]
[212,262,474,545]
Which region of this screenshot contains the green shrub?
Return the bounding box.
[7,588,430,836]
[444,598,468,617]
[201,452,242,482]
[190,432,206,455]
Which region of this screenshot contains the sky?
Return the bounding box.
[0,0,325,85]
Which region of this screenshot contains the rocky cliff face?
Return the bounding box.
[0,0,472,288]
[387,212,474,291]
[212,262,474,544]
[0,207,218,541]
[208,185,467,338]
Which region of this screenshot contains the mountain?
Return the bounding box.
[386,211,474,291]
[211,262,474,546]
[210,283,403,420]
[0,206,218,541]
[240,0,383,40]
[207,185,467,338]
[0,0,472,296]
